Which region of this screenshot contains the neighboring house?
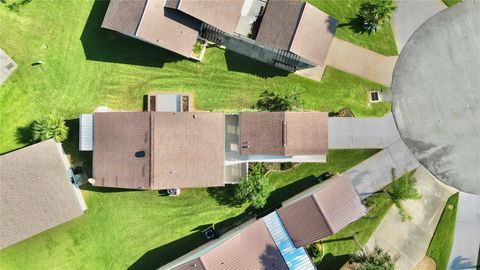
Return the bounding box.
[79,93,328,190]
[160,175,366,270]
[101,0,337,70]
[0,140,87,249]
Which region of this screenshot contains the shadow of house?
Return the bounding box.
[129,212,253,270]
[224,49,289,78]
[263,174,320,210]
[316,253,351,270]
[80,0,185,68]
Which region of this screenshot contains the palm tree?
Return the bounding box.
[350,245,395,270]
[358,0,396,33]
[32,116,69,143]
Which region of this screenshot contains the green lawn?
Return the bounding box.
[309,0,398,56]
[0,149,378,269]
[0,0,391,154]
[442,0,462,7]
[426,193,460,270]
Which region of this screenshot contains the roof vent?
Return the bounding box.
[135,151,145,158]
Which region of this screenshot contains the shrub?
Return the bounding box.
[255,90,303,111]
[235,163,273,209]
[32,116,69,143]
[350,245,395,270]
[358,0,396,33]
[387,169,422,222]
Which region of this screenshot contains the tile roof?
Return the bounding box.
[0,140,84,248]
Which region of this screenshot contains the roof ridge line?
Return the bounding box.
[287,1,306,50]
[311,194,334,235]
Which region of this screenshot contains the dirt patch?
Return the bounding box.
[413,256,436,270]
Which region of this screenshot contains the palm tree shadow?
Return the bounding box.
[338,16,371,34]
[15,122,34,144]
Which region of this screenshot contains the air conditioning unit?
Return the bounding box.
[167,188,181,196]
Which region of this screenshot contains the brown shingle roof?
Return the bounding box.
[184,219,288,270]
[0,140,84,248]
[255,0,304,50]
[93,112,151,189]
[289,3,338,65]
[175,0,244,33]
[278,175,366,247]
[151,112,225,189]
[102,0,148,35]
[239,112,328,156]
[92,112,225,189]
[101,0,201,59]
[172,258,206,270]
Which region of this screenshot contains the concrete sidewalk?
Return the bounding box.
[328,113,401,149]
[447,192,480,270]
[345,139,420,198]
[392,0,446,51]
[325,38,398,86]
[0,48,17,86]
[365,166,457,270]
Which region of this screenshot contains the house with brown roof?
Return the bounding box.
[0,140,87,249]
[81,100,328,190]
[160,175,366,269]
[101,0,337,70]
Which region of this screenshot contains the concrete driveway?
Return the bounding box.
[447,192,480,270]
[392,0,446,51]
[365,166,457,270]
[328,113,401,149]
[325,38,398,86]
[345,139,420,198]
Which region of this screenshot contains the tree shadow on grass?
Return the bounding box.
[316,253,352,270]
[207,184,242,207]
[80,0,186,68]
[15,122,34,145]
[129,212,253,270]
[338,16,371,35]
[224,49,289,78]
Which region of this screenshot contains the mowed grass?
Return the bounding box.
[0,150,378,269]
[0,0,390,154]
[309,0,398,56]
[426,193,460,270]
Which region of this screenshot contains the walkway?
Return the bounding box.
[365,166,457,270]
[328,113,401,149]
[345,139,420,198]
[325,38,398,86]
[392,0,446,51]
[0,48,17,86]
[447,192,480,270]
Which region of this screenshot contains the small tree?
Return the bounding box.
[387,169,421,222]
[350,245,395,270]
[32,116,69,143]
[358,0,396,33]
[255,90,303,111]
[235,163,273,209]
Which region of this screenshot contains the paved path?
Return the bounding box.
[328,113,401,149]
[366,166,457,270]
[345,139,420,198]
[325,38,398,86]
[0,48,17,86]
[392,0,446,51]
[447,192,480,270]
